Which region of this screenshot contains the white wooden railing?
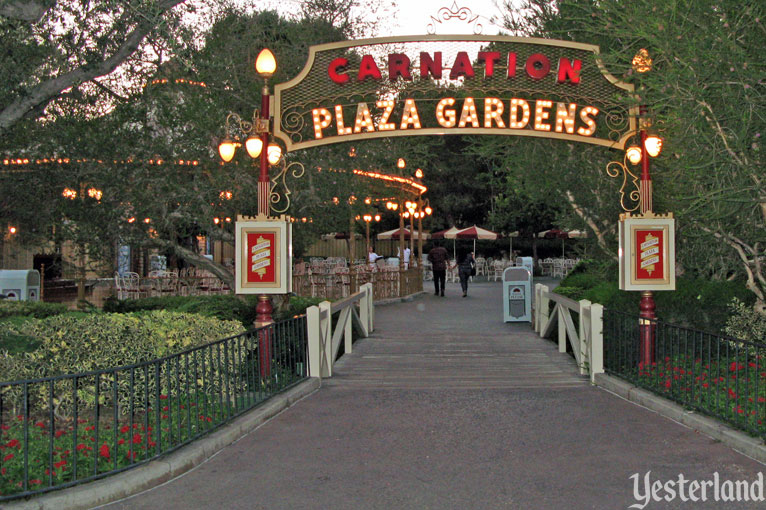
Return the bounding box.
[306,283,374,379]
[534,283,604,383]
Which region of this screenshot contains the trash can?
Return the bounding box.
[518,256,534,277]
[0,269,41,301]
[502,267,531,322]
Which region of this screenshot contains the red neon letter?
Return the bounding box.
[525,53,551,80]
[478,52,501,78]
[450,51,475,80]
[420,52,443,79]
[328,57,349,84]
[357,55,382,82]
[507,52,517,78]
[388,53,412,81]
[557,58,582,84]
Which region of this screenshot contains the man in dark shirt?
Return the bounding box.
[427,242,449,296]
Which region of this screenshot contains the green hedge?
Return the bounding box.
[555,260,755,334]
[0,310,245,380]
[103,294,325,326]
[0,300,69,319]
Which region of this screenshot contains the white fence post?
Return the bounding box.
[589,303,604,383]
[557,305,566,353]
[540,285,550,337]
[344,306,353,354]
[361,282,374,333]
[578,299,592,376]
[319,301,332,377]
[534,284,541,333]
[306,305,321,379]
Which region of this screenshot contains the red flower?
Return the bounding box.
[161,415,168,420]
[54,430,66,438]
[664,379,671,389]
[84,425,95,432]
[6,439,19,449]
[728,388,738,400]
[29,479,41,485]
[45,468,55,476]
[118,439,125,445]
[132,433,142,444]
[120,425,130,434]
[3,453,13,462]
[1,424,9,430]
[162,406,169,412]
[76,443,88,451]
[159,394,168,400]
[99,444,110,459]
[54,460,67,468]
[1,467,6,475]
[702,383,709,388]
[35,421,45,428]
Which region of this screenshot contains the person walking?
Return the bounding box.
[427,241,449,296]
[457,250,475,298]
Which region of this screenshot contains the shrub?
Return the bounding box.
[554,261,756,333]
[724,298,766,345]
[0,300,68,319]
[0,311,246,418]
[104,294,326,326]
[1,310,245,376]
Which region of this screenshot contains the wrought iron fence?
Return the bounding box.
[603,309,766,438]
[0,316,308,502]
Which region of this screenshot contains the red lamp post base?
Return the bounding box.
[639,290,656,366]
[255,294,273,377]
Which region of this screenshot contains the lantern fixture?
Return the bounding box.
[255,48,277,78]
[644,135,663,157]
[626,146,642,165]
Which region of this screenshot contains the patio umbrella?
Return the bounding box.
[538,229,576,257]
[376,227,430,240]
[430,226,460,239]
[453,225,500,255]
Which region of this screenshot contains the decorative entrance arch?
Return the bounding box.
[272,35,637,153]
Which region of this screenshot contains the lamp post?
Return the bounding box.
[218,48,282,328]
[629,49,664,366]
[361,213,381,258]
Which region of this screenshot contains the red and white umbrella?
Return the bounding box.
[430,226,461,239]
[376,227,430,240]
[453,225,500,255]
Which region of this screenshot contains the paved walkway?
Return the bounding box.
[104,281,764,510]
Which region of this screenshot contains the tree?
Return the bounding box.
[0,0,193,133]
[501,0,766,312]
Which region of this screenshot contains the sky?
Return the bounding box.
[253,0,511,38]
[371,0,508,37]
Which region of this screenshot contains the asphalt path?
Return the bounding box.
[102,280,765,510]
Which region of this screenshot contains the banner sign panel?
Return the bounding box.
[274,35,637,152]
[619,213,675,291]
[235,217,292,294]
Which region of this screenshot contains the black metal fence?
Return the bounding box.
[603,309,766,438]
[0,316,308,501]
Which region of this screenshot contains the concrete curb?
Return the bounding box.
[594,373,766,464]
[2,378,321,510]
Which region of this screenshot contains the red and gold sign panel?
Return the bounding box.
[235,217,292,294]
[619,213,675,291]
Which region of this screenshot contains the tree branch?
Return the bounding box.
[0,0,185,132]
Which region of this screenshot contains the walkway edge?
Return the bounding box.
[3,378,321,510]
[594,373,766,464]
